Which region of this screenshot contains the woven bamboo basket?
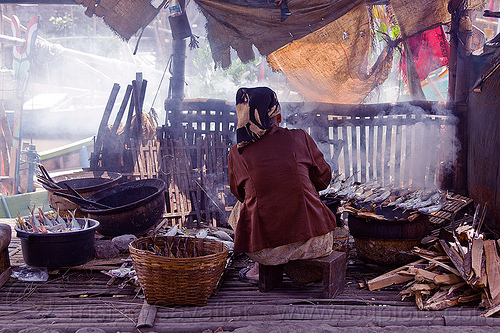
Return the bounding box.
[129,236,229,306]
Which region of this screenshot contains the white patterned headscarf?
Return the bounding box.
[235,87,281,152]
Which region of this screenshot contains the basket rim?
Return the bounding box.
[129,235,230,261]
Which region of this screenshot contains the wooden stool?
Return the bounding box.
[259,250,346,298]
[0,223,12,288]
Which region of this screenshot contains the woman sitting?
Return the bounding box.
[228,87,337,283]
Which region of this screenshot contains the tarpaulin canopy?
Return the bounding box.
[192,0,488,103]
[191,0,455,103]
[71,0,487,104]
[193,0,455,68]
[193,0,364,69]
[267,3,393,104]
[73,0,166,41]
[399,26,450,82]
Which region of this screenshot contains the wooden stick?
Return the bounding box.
[36,176,62,189]
[136,300,157,328]
[367,259,424,291]
[111,84,133,135]
[124,81,136,144]
[38,164,55,183]
[415,252,460,276]
[480,302,500,317]
[92,83,120,168]
[439,239,467,280]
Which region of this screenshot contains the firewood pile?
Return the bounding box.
[366,204,500,317]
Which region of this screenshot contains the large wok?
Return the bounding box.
[45,171,122,212]
[80,178,166,237]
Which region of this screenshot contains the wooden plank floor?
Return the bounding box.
[1,222,500,332]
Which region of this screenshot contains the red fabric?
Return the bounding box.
[400,26,449,81]
[228,125,336,253]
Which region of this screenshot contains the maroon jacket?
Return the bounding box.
[228,125,336,253]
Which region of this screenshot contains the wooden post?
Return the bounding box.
[165,39,186,137]
[448,5,458,102]
[165,0,189,136]
[448,1,472,195]
[111,84,133,135]
[455,13,473,103]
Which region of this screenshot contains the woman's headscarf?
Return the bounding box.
[235,87,281,152]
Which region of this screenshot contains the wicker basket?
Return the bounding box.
[129,236,229,306]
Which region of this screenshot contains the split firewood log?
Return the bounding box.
[471,238,484,278]
[412,247,442,257]
[480,301,500,317]
[438,239,467,280]
[409,283,439,292]
[458,292,481,304]
[415,253,460,277]
[407,268,439,283]
[484,240,500,303]
[367,271,415,291]
[480,290,493,309]
[415,291,424,310]
[423,282,471,311]
[433,273,463,285]
[367,259,425,291]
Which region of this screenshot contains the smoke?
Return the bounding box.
[280,101,458,190]
[380,102,458,189]
[3,4,172,144]
[183,3,303,103]
[182,3,457,192]
[8,4,458,194]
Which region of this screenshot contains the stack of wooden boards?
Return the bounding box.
[366,204,500,317]
[90,73,159,179]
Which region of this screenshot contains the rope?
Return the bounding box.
[471,89,500,106]
[150,55,173,123]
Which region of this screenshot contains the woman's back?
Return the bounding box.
[229,126,336,253]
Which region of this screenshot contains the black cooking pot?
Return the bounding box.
[347,203,430,240]
[80,178,166,237]
[347,203,430,266]
[15,218,99,267]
